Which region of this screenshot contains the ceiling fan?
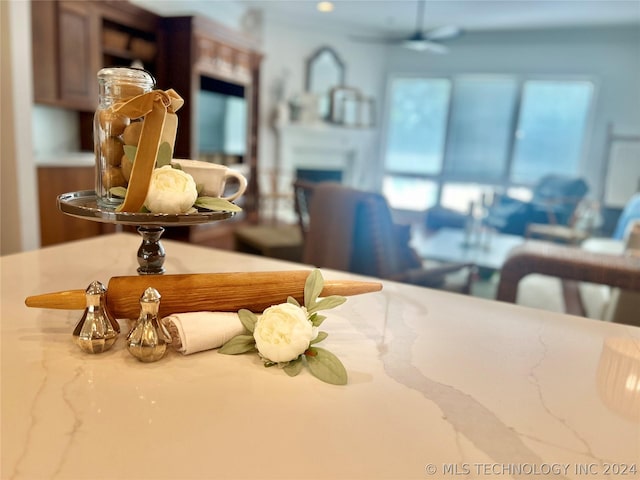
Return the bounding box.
[350,0,462,54]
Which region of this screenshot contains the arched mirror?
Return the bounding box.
[305,46,345,119]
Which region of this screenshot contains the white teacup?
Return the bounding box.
[172,159,247,202]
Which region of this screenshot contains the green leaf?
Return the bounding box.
[287,296,301,307]
[305,347,347,385]
[309,331,328,345]
[123,145,137,162]
[172,162,182,170]
[156,142,172,168]
[218,334,256,355]
[238,309,258,333]
[194,196,242,212]
[304,269,324,308]
[309,313,326,327]
[307,295,346,315]
[109,186,127,198]
[283,357,303,377]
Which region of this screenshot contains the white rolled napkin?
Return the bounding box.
[162,311,246,355]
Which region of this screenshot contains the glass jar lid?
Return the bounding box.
[97,67,155,100]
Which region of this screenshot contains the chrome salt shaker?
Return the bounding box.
[127,287,171,362]
[73,281,120,353]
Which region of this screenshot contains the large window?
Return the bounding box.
[510,80,593,183]
[384,78,450,175]
[445,76,518,181]
[383,76,594,211]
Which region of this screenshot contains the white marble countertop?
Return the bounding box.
[2,233,639,479]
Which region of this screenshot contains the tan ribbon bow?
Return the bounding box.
[113,89,184,213]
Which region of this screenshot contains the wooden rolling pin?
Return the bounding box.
[25,270,382,318]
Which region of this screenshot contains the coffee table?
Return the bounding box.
[412,227,524,272]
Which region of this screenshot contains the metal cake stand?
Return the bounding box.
[58,190,235,275]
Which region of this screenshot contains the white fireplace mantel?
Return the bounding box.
[276,122,376,189]
[263,122,378,223]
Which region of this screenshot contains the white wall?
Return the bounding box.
[251,15,639,211]
[382,25,640,199]
[1,0,40,255]
[256,14,389,198]
[32,105,81,157]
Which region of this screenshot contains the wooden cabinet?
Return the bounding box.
[158,16,263,220]
[31,3,264,244]
[31,0,58,105]
[58,1,100,108]
[32,0,99,110]
[31,0,159,112]
[193,34,253,85]
[97,2,160,76]
[38,167,116,246]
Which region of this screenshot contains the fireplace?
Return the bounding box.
[267,123,376,223]
[296,168,343,184]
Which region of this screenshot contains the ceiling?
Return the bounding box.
[135,0,640,33]
[241,0,640,32]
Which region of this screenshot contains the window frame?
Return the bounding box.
[380,72,598,211]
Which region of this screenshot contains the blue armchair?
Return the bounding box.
[484,175,589,236]
[612,193,640,239]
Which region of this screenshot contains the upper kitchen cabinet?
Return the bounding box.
[32,0,99,110]
[97,1,159,76]
[31,0,159,112]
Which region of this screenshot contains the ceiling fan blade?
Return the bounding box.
[351,33,450,54]
[349,35,408,44]
[349,0,459,54]
[402,39,449,54]
[424,25,462,41]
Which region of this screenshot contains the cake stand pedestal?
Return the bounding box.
[58,191,235,275]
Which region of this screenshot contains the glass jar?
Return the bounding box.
[94,67,155,209]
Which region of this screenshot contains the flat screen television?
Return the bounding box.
[197,76,247,161]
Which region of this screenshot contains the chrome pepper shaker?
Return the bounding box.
[73,281,120,353]
[126,287,171,362]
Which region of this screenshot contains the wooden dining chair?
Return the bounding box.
[497,240,640,326]
[292,179,316,243]
[300,182,473,292]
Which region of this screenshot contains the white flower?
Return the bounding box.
[144,165,198,214]
[253,303,315,363]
